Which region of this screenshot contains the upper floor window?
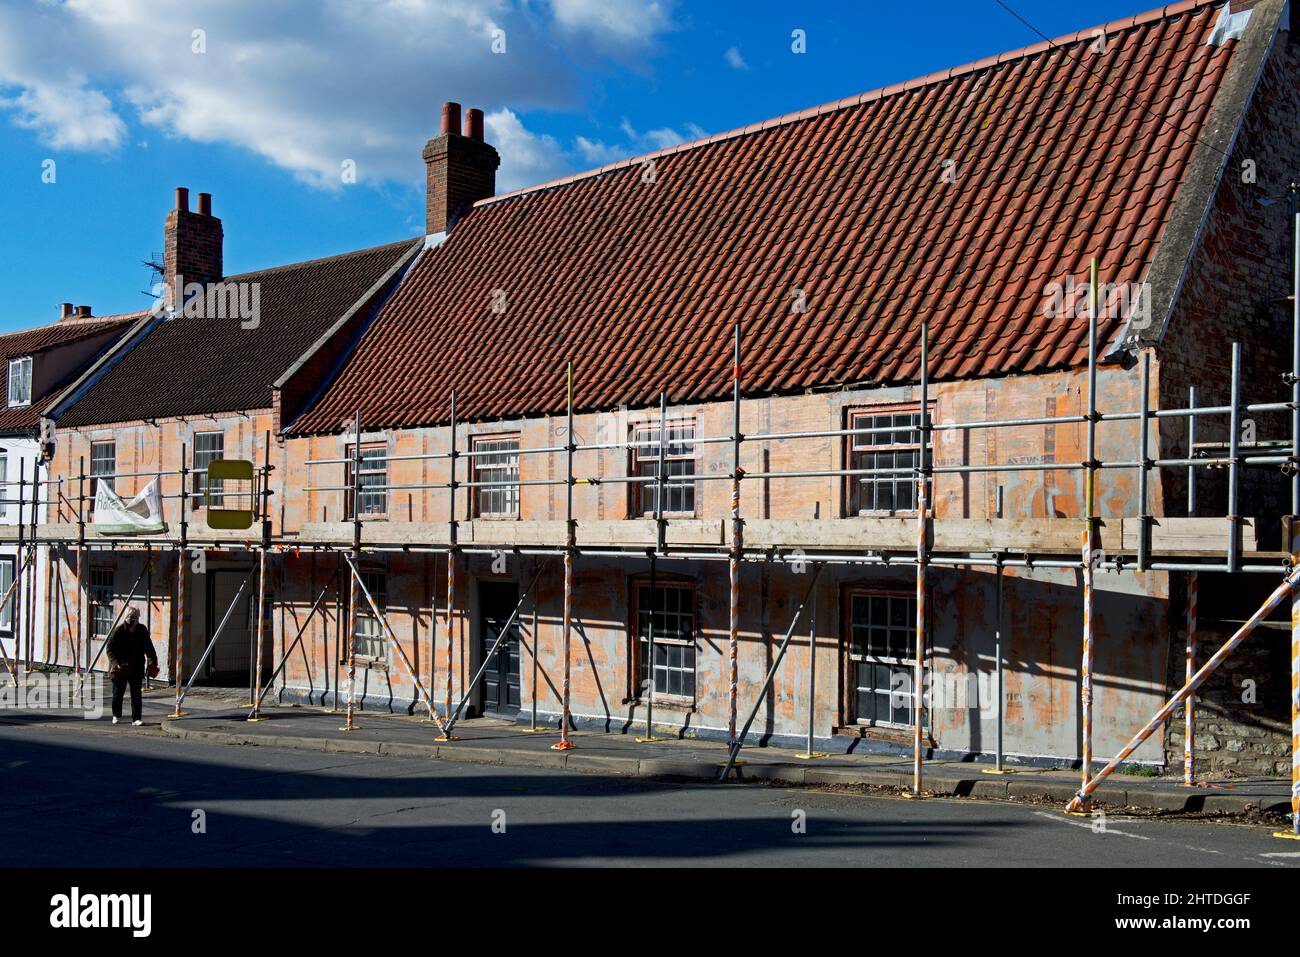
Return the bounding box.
[90,441,116,497]
[7,357,31,408]
[193,432,225,509]
[345,445,387,519]
[632,420,697,517]
[846,408,924,516]
[472,434,521,517]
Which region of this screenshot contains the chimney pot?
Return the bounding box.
[175,187,189,212]
[465,108,485,141]
[197,192,212,216]
[59,302,74,320]
[441,101,462,136]
[74,305,92,318]
[423,105,500,235]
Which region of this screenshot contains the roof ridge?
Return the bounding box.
[222,236,421,282]
[0,313,139,342]
[478,0,1218,209]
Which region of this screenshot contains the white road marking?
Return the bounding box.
[1033,810,1151,840]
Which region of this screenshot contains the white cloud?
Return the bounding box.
[0,80,125,150]
[485,108,570,189]
[0,0,679,193]
[549,0,674,49]
[724,46,748,71]
[572,117,705,168]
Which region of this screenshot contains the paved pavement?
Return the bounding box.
[153,696,1294,815]
[0,693,1296,867]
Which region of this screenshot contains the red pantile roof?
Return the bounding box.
[0,315,138,434]
[292,0,1241,434]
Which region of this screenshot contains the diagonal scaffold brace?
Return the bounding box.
[718,563,823,782]
[0,546,36,684]
[343,552,453,738]
[248,566,341,717]
[1066,556,1300,816]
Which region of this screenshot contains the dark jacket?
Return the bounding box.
[106,622,157,677]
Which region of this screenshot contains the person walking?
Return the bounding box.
[106,606,158,726]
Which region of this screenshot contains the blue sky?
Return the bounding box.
[0,0,1174,331]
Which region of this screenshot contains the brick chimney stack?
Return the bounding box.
[164,186,223,309]
[422,102,500,236]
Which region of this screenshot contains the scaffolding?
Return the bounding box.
[0,258,1296,839]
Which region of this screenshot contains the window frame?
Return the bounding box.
[90,440,116,498]
[629,577,697,703]
[471,432,521,519]
[0,555,15,634]
[630,418,699,518]
[7,356,32,408]
[353,569,388,663]
[843,403,929,518]
[344,443,388,520]
[844,586,922,730]
[192,431,226,510]
[89,565,116,640]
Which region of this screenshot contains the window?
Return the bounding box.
[193,432,225,509]
[90,441,115,497]
[0,557,14,633]
[847,409,924,515]
[848,591,918,727]
[632,420,697,516]
[345,445,387,518]
[634,582,696,698]
[7,357,31,408]
[90,567,116,639]
[472,435,521,517]
[354,571,387,660]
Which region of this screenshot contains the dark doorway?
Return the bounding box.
[478,580,521,717]
[202,567,254,685]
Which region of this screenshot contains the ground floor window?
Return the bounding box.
[848,590,918,727]
[0,556,14,634]
[354,571,388,660]
[90,566,116,639]
[633,581,695,699]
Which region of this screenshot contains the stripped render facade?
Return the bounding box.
[11,0,1298,773]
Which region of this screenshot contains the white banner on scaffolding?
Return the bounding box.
[93,479,165,534]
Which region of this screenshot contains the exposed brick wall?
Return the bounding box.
[164,192,223,308]
[423,132,500,235]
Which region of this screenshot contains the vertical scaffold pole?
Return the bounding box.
[172,445,189,717]
[1080,256,1099,801]
[341,413,362,731]
[639,390,668,743]
[1228,343,1242,574]
[442,392,458,739]
[16,459,25,674]
[75,457,85,683]
[1185,385,1198,787]
[1136,352,1150,572]
[913,321,929,797]
[1291,192,1299,516]
[553,362,576,751]
[728,323,743,747]
[1288,519,1300,838]
[994,485,1005,772]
